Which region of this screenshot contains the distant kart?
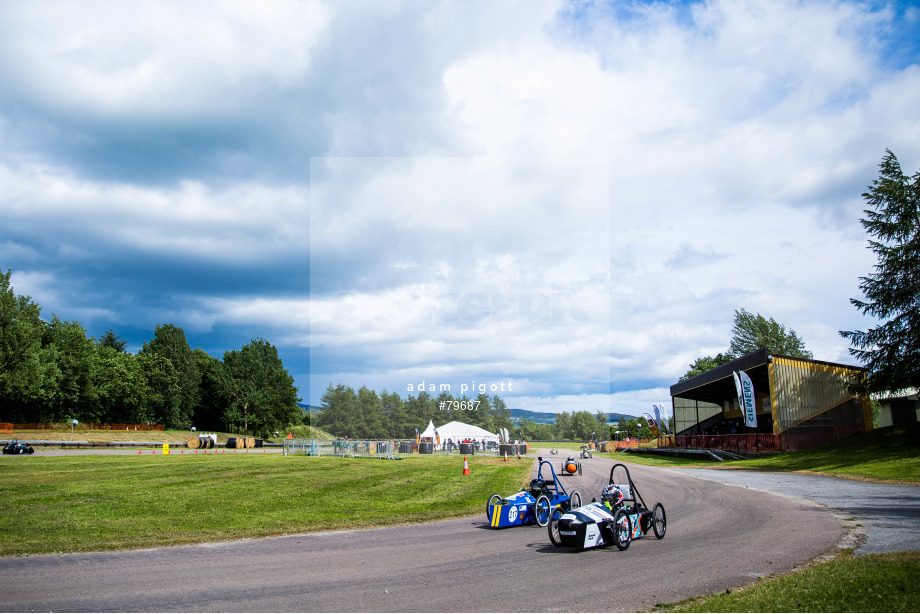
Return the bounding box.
[3,440,35,455]
[548,462,666,550]
[580,445,593,459]
[559,454,582,476]
[487,458,582,528]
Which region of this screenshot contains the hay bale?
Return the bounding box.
[187,436,200,449]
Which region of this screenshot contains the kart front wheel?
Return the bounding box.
[614,509,632,551]
[652,502,667,539]
[547,508,563,546]
[487,494,502,520]
[535,495,551,527]
[570,491,582,509]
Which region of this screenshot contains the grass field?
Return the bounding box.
[0,453,532,557]
[662,550,920,612]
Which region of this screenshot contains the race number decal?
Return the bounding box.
[507,505,518,523]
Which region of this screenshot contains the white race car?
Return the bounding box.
[548,463,666,551]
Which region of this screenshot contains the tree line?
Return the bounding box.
[515,410,619,442]
[315,384,513,440]
[315,381,614,442]
[0,270,302,437]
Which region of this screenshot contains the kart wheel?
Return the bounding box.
[487,494,502,520]
[547,508,563,546]
[570,491,582,509]
[652,502,667,539]
[535,495,551,527]
[578,464,582,476]
[614,509,632,551]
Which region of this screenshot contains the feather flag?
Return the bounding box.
[733,370,757,428]
[643,413,660,437]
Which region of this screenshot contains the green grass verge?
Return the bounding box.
[0,454,532,557]
[589,424,920,481]
[592,450,717,467]
[725,424,920,483]
[661,551,920,613]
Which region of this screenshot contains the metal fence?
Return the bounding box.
[283,439,396,459]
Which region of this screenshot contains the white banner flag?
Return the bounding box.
[733,370,757,428]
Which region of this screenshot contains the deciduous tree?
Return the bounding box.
[221,338,301,437]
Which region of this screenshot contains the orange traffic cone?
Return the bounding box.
[462,457,470,476]
[503,451,508,461]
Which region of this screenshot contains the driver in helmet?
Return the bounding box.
[600,484,624,511]
[529,478,547,498]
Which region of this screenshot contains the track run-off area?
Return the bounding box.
[1,450,847,612]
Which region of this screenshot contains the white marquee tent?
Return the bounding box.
[419,420,437,441]
[435,420,500,446]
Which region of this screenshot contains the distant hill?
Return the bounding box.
[509,408,638,425]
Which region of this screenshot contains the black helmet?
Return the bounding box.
[602,484,624,507]
[529,478,546,494]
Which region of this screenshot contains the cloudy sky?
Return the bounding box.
[2,0,919,417]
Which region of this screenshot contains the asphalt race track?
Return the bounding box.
[0,450,843,613]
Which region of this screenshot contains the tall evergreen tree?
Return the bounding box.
[315,383,359,437]
[841,150,920,393]
[356,385,385,439]
[98,329,128,353]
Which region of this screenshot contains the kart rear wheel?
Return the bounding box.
[535,495,551,527]
[570,491,582,509]
[487,494,502,520]
[652,502,666,539]
[548,508,563,546]
[614,509,632,551]
[578,464,582,476]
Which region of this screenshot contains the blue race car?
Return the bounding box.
[487,457,582,528]
[547,462,666,550]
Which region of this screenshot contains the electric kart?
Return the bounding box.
[487,458,582,528]
[580,445,593,459]
[559,454,582,476]
[3,440,35,455]
[547,462,666,550]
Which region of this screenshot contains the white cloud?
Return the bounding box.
[0,161,308,263]
[0,1,331,118]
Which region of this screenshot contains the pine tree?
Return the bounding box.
[841,150,920,393]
